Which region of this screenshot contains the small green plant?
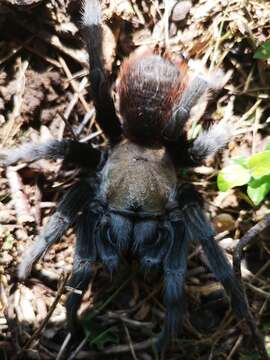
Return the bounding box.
[254,39,270,60]
[217,144,270,206]
[82,314,120,350]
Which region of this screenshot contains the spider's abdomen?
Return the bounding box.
[118,52,187,145]
[99,140,177,211]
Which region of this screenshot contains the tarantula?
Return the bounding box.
[0,0,267,356]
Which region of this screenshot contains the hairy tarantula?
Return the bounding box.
[0,0,267,356]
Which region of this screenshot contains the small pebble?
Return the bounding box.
[213,213,235,233]
[171,0,192,22]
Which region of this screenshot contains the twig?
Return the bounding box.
[106,312,154,329]
[80,130,102,143]
[122,322,139,360]
[58,56,102,134]
[6,166,34,224]
[67,336,89,360]
[233,215,270,280]
[6,10,88,66]
[104,337,158,354]
[163,0,174,48]
[76,337,158,358]
[233,215,270,360]
[2,59,29,146]
[56,332,71,360]
[239,99,262,124]
[245,283,270,299]
[57,76,88,140]
[22,273,69,350]
[23,43,61,68]
[75,110,95,136]
[57,112,79,142]
[58,57,91,114]
[226,334,244,360]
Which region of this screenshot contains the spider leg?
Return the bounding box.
[0,139,102,168]
[166,121,232,168]
[179,184,268,359]
[186,121,232,166]
[96,215,119,273]
[66,208,98,334]
[133,221,166,269]
[157,219,188,350]
[163,69,224,142]
[163,75,209,141]
[81,0,122,144]
[18,181,92,279]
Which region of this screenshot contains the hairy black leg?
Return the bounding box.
[178,184,268,359]
[157,219,188,350]
[163,76,209,141]
[163,69,224,142]
[186,122,232,166]
[166,121,232,168]
[81,0,122,144]
[133,221,166,269]
[18,181,92,279]
[0,139,102,168]
[110,213,133,251]
[96,215,119,273]
[66,208,98,334]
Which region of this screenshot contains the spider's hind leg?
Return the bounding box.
[178,184,268,359]
[18,180,93,279]
[157,217,189,351]
[66,206,99,336]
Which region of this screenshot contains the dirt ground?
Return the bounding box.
[0,0,270,359]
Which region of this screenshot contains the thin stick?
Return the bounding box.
[233,215,270,360]
[122,322,139,360]
[22,273,69,350]
[56,332,72,360]
[226,335,244,360]
[57,112,79,142]
[6,167,34,224]
[67,336,89,360]
[58,56,102,133]
[76,337,158,358]
[233,215,270,280]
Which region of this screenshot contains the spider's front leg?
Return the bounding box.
[0,139,101,168]
[18,180,93,279]
[163,68,233,167]
[81,0,122,144]
[163,68,225,142]
[178,184,268,359]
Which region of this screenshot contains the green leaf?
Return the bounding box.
[247,175,270,205]
[82,314,119,350]
[240,353,261,360]
[90,327,119,350]
[217,164,251,192]
[254,39,270,60]
[2,233,14,250]
[232,156,249,167]
[247,150,270,178]
[266,142,270,151]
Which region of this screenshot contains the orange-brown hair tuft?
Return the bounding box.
[117,51,188,145]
